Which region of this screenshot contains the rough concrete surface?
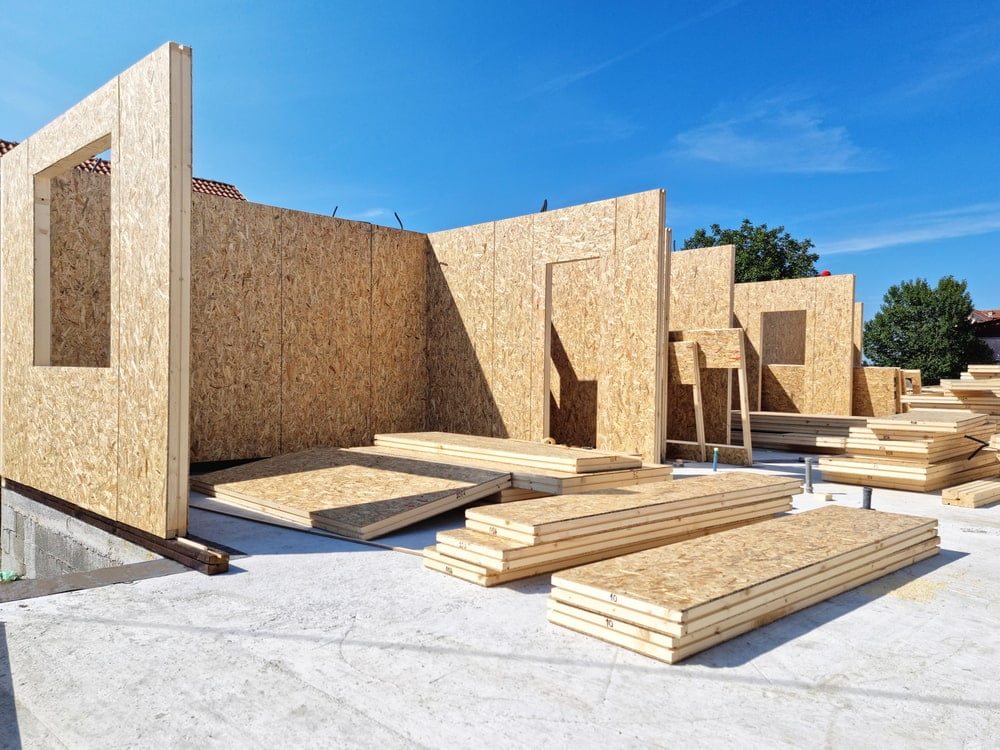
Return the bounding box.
[1,450,999,748]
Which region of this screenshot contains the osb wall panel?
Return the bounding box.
[281,210,373,452]
[852,366,898,417]
[734,275,855,415]
[761,310,807,365]
[761,365,807,413]
[427,190,667,461]
[853,302,864,367]
[49,169,111,367]
[426,221,498,437]
[189,194,282,461]
[1,43,189,538]
[668,246,734,444]
[550,258,602,447]
[371,225,428,435]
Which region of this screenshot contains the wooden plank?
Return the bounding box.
[191,447,511,539]
[942,479,1000,508]
[552,506,935,622]
[373,431,640,473]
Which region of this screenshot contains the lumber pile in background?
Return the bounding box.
[902,365,1000,416]
[548,505,939,664]
[818,411,999,491]
[424,473,799,586]
[942,479,1000,508]
[731,411,866,455]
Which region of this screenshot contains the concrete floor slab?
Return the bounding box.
[2,451,999,748]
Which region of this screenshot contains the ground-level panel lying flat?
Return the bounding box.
[549,505,938,663]
[191,447,510,539]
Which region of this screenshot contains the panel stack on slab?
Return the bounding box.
[902,365,1000,416]
[732,411,867,454]
[424,472,800,586]
[818,411,999,491]
[191,447,511,539]
[548,505,939,664]
[942,479,1000,508]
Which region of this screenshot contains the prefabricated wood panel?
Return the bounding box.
[370,226,428,435]
[426,221,498,437]
[734,275,855,415]
[281,210,373,451]
[0,43,190,537]
[189,195,282,461]
[761,310,807,365]
[550,258,602,447]
[852,367,899,417]
[761,365,807,412]
[49,169,111,367]
[668,246,734,445]
[853,302,864,367]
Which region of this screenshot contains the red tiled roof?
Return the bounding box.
[0,138,246,200]
[971,309,1000,324]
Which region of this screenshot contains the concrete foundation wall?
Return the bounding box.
[1,488,160,579]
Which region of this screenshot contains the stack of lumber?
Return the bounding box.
[424,472,800,586]
[373,432,671,500]
[942,479,1000,508]
[818,410,999,491]
[547,505,939,664]
[902,365,1000,416]
[731,411,866,454]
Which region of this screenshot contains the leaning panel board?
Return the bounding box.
[191,447,511,539]
[374,432,641,473]
[549,505,938,663]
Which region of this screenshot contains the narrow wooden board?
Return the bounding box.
[551,505,935,623]
[374,432,641,473]
[191,447,511,539]
[464,472,800,537]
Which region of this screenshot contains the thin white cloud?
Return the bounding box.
[672,98,880,173]
[359,208,389,219]
[821,202,1000,254]
[526,0,743,98]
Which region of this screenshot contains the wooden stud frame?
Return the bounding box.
[0,43,191,538]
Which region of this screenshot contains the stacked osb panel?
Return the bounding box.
[734,275,856,415]
[426,190,668,462]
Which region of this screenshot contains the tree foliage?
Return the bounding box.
[863,276,990,384]
[683,219,819,282]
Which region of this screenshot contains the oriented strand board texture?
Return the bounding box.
[761,365,807,412]
[668,246,734,444]
[734,275,855,414]
[281,211,373,451]
[194,447,509,537]
[761,310,807,365]
[1,43,190,537]
[427,191,667,461]
[49,169,111,367]
[853,302,864,367]
[189,195,282,460]
[853,367,900,417]
[552,505,934,619]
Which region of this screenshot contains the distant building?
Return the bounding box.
[971,309,1000,363]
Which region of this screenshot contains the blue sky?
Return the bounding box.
[2,1,998,317]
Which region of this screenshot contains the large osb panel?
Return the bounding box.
[597,191,667,460]
[734,275,855,415]
[371,226,428,435]
[852,366,899,417]
[668,246,734,444]
[281,210,372,452]
[550,258,602,447]
[0,43,190,537]
[426,222,498,437]
[853,302,864,367]
[189,195,282,461]
[49,169,111,367]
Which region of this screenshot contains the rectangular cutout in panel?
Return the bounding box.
[33,137,113,368]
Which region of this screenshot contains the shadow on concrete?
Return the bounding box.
[0,622,21,750]
[684,548,967,668]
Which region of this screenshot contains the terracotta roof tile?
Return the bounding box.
[0,138,246,200]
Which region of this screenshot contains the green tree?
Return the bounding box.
[863,276,990,384]
[683,219,819,282]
